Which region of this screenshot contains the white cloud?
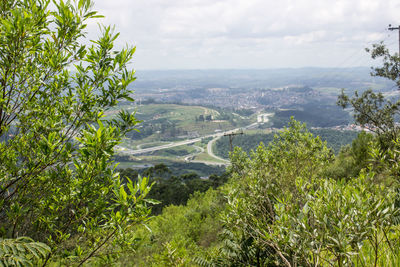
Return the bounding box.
[87,0,400,69]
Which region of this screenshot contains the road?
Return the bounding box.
[117,113,274,157]
[118,131,230,155]
[207,136,230,163]
[117,137,204,155]
[184,145,204,162]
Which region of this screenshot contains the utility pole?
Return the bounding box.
[224,130,243,153]
[388,24,400,55]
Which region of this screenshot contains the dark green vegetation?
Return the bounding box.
[114,156,225,177]
[163,162,224,177]
[119,165,228,214]
[215,128,359,159]
[271,103,351,128]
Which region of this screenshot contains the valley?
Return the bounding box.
[112,67,396,172]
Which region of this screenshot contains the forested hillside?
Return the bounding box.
[215,129,359,159]
[270,103,351,128]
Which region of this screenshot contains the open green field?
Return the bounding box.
[192,152,227,164]
[134,103,220,123]
[148,144,198,157]
[114,103,254,147]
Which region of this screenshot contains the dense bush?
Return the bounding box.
[0,0,153,265]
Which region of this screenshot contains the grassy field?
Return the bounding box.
[134,103,220,124]
[114,103,254,147]
[148,144,198,157]
[192,152,227,163]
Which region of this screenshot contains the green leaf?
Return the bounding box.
[120,186,127,202]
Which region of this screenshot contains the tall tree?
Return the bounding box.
[0,0,153,265]
[338,42,400,148]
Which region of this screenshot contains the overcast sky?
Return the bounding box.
[87,0,400,70]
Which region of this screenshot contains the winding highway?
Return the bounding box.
[117,113,273,159]
[207,135,230,163]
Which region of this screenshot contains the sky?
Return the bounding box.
[87,0,400,70]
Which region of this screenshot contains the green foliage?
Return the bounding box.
[324,42,400,266]
[368,136,400,183]
[215,132,275,159]
[152,241,191,267]
[0,237,50,266]
[218,119,332,265]
[120,165,228,214]
[0,0,153,265]
[351,131,375,168]
[366,42,400,88]
[338,89,400,148]
[228,119,332,193]
[323,145,357,180]
[313,128,359,154]
[121,119,400,267]
[324,131,375,180]
[338,42,400,149]
[220,119,400,266]
[119,189,226,266]
[194,228,273,267]
[268,172,398,267]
